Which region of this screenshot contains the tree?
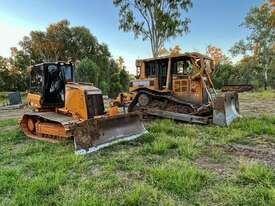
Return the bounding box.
[230,1,275,89]
[169,45,182,56]
[119,69,130,91]
[117,56,125,70]
[158,45,183,56]
[0,56,9,90]
[158,47,169,56]
[206,45,226,65]
[0,55,27,91]
[238,57,263,86]
[113,0,192,57]
[8,20,131,95]
[9,47,31,90]
[110,73,122,98]
[19,20,98,62]
[213,63,237,89]
[76,58,99,86]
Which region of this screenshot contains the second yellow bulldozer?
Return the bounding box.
[128,52,240,126]
[20,61,146,154]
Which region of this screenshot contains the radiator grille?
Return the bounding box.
[86,94,105,118]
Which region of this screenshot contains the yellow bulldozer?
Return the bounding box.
[128,52,240,125]
[20,61,146,154]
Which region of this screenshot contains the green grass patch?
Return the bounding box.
[240,89,275,100]
[0,108,274,205]
[203,115,275,145]
[141,120,201,159]
[232,115,275,136]
[207,147,228,163]
[238,161,275,187]
[0,119,17,128]
[122,183,176,206]
[0,129,24,144]
[149,159,213,199]
[207,161,275,206]
[210,183,275,206]
[148,119,198,137]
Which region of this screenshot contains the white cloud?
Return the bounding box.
[0,20,30,57]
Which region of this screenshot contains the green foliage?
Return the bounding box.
[230,1,275,89]
[213,63,238,89]
[0,56,28,91]
[113,0,192,57]
[75,58,99,85]
[0,20,130,97]
[119,69,130,92]
[214,1,275,90]
[213,58,274,89]
[110,73,122,98]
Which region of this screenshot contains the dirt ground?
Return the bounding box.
[0,107,30,120]
[239,94,275,116]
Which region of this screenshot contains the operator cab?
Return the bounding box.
[29,62,74,108]
[144,59,168,90]
[141,55,201,90]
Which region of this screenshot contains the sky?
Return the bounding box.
[0,0,263,74]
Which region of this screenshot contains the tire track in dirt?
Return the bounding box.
[223,143,275,167]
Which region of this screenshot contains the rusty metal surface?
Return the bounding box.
[22,112,78,125]
[213,95,225,112]
[20,111,80,142]
[73,112,146,154]
[221,84,253,93]
[146,109,209,124]
[128,89,197,113]
[128,89,214,124]
[21,111,146,153]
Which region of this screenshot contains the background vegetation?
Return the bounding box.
[0,20,130,97]
[209,0,274,89]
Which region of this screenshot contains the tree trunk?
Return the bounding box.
[263,67,268,90]
[151,42,158,58]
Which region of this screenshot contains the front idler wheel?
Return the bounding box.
[138,93,150,106]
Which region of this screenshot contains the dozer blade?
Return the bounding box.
[145,109,210,124]
[73,113,147,154]
[213,92,240,126]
